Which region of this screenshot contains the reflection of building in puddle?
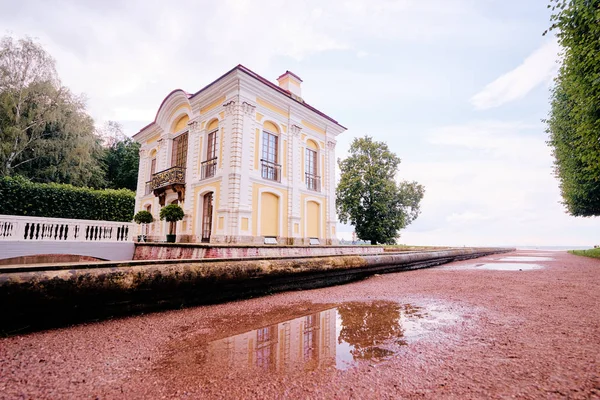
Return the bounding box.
[206,309,337,373]
[202,301,445,374]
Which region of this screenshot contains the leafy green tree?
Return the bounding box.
[336,136,424,245]
[545,0,600,216]
[0,35,105,187]
[100,121,140,191]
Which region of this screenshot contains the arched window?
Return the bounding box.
[261,121,281,182]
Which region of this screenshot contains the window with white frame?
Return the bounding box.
[261,131,281,182]
[305,147,319,191]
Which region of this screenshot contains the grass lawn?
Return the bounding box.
[568,248,600,259]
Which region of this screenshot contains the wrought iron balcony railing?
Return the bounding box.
[261,159,281,182]
[150,166,186,191]
[305,173,321,192]
[200,157,217,180]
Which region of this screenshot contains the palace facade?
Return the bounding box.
[133,65,346,244]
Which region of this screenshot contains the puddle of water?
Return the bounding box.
[497,256,553,262]
[164,301,458,377]
[476,263,544,271]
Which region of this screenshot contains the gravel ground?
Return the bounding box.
[1,250,599,399]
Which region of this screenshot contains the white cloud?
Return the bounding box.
[470,39,560,110]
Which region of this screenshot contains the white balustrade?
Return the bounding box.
[0,214,135,242]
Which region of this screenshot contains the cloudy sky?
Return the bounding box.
[2,0,596,246]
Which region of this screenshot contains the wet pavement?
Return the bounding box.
[160,301,459,378]
[1,249,599,399]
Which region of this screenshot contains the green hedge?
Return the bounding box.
[0,176,135,222]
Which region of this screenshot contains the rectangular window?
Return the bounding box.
[305,148,317,175]
[262,131,278,163]
[150,158,156,177]
[261,131,280,181]
[171,132,188,168]
[305,148,319,191]
[207,130,217,160]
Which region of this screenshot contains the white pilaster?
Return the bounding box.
[289,124,302,239]
[326,140,337,240]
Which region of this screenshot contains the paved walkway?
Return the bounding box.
[1,250,598,399]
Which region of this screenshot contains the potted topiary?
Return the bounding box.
[133,210,154,242]
[159,204,184,243]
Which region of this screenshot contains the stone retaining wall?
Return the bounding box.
[133,243,385,260]
[0,247,513,332]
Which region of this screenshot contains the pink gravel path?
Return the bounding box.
[1,250,598,399]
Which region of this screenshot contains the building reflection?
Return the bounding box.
[205,309,337,372]
[201,301,419,374]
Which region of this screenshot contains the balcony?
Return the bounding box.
[261,159,281,182]
[305,173,321,192]
[150,166,186,205]
[200,157,217,180]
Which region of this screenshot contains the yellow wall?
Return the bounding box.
[307,139,318,150]
[307,201,320,237]
[257,98,289,118]
[260,192,279,236]
[301,119,326,135]
[254,128,260,170]
[219,128,224,168]
[146,134,160,145]
[263,120,279,133]
[207,119,219,131]
[241,217,249,231]
[300,146,305,182]
[197,139,204,174]
[192,182,221,236]
[283,140,287,177]
[173,114,189,132]
[200,95,226,114]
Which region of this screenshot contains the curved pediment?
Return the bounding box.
[154,89,192,131]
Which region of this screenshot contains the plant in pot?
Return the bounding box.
[159,204,185,243]
[133,210,154,242]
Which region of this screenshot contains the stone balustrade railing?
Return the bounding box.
[0,214,134,242]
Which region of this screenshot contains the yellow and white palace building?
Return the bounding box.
[133,65,346,244]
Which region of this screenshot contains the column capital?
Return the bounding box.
[327,140,336,150]
[241,101,256,116]
[188,120,201,134]
[223,100,236,116]
[290,124,302,137]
